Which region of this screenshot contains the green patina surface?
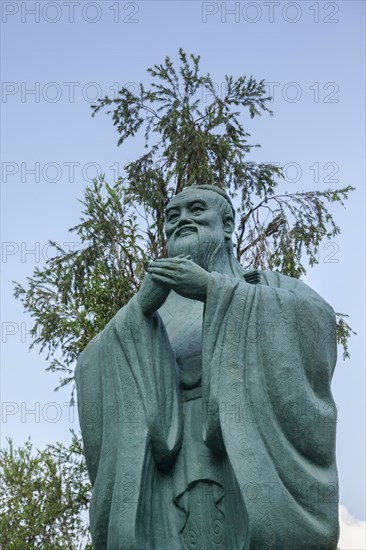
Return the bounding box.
[76,186,339,549]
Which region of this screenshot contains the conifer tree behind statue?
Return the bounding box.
[14,51,354,548]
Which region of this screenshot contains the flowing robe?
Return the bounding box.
[76,269,339,549]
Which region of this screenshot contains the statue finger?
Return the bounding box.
[150,273,176,287]
[148,266,177,276]
[149,261,176,266]
[148,260,180,269]
[150,255,188,263]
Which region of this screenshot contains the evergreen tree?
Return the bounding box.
[10,49,355,547]
[14,50,355,395]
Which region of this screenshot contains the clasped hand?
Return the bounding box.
[147,254,209,302]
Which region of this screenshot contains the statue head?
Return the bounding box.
[165,185,243,275]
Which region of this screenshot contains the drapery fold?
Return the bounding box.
[76,296,183,549]
[76,270,339,549]
[201,271,339,549]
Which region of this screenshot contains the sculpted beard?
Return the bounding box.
[168,226,226,272]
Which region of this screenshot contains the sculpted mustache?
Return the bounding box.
[175,225,198,236]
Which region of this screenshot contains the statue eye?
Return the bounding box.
[191,206,204,214]
[166,212,178,223]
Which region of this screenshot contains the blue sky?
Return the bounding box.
[1,1,365,545]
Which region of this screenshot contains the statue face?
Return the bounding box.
[165,189,227,268]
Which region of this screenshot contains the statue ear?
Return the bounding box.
[223,214,235,238]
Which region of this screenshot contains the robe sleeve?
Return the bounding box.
[75,296,183,549]
[201,271,339,550]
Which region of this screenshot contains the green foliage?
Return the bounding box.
[9,47,355,549]
[92,48,354,276]
[0,432,92,549]
[335,313,357,361]
[14,49,355,392]
[14,177,147,395]
[93,50,276,197]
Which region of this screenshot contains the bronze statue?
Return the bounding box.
[76,185,339,549]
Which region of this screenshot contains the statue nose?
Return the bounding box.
[178,209,192,227]
[175,213,196,236]
[177,214,192,227]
